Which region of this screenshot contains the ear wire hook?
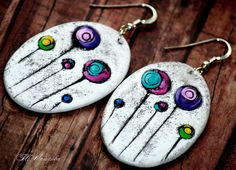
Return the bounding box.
[164,38,232,74]
[90,3,158,43]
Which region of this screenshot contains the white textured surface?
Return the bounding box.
[4,22,130,113]
[101,62,211,168]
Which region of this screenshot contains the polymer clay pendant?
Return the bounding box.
[101,62,211,167]
[4,22,131,113]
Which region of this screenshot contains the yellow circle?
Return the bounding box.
[184,127,192,134]
[42,39,51,46]
[42,36,54,45]
[45,36,54,41]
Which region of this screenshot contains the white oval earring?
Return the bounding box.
[3,3,158,113]
[101,38,232,167]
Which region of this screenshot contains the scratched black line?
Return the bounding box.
[111,93,150,144]
[11,47,73,87]
[133,106,178,161]
[31,76,85,107]
[14,69,63,98]
[49,102,61,111]
[18,48,39,63]
[163,137,181,160]
[101,107,116,129]
[119,110,158,156]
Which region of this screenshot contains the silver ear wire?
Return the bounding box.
[90,3,158,43]
[164,38,232,74]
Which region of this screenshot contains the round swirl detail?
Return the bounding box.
[72,25,101,50]
[175,85,202,110]
[61,59,75,69]
[141,69,171,95]
[141,70,162,89]
[178,124,195,139]
[38,35,55,51]
[83,60,111,83]
[154,101,168,112]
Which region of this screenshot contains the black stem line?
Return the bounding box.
[18,48,39,63]
[133,106,178,161]
[110,92,150,144]
[101,107,116,129]
[11,47,74,87]
[14,69,63,98]
[49,102,61,112]
[30,76,85,107]
[163,137,182,161]
[119,110,158,156]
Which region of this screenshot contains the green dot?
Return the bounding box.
[38,36,55,51]
[178,125,195,139]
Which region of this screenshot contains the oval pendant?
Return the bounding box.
[4,22,130,113]
[101,62,210,167]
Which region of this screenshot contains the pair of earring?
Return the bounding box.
[3,3,232,168]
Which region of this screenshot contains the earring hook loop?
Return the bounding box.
[164,38,232,74]
[90,3,158,26]
[90,3,158,43]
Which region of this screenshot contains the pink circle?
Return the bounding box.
[83,60,111,83]
[82,33,91,41]
[186,91,193,98]
[76,28,94,43]
[148,70,171,95]
[181,88,196,100]
[65,63,71,69]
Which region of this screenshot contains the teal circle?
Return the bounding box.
[141,70,162,89]
[154,103,161,112]
[88,61,104,76]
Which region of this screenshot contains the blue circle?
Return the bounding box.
[62,94,73,103]
[114,98,125,108]
[175,85,202,110]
